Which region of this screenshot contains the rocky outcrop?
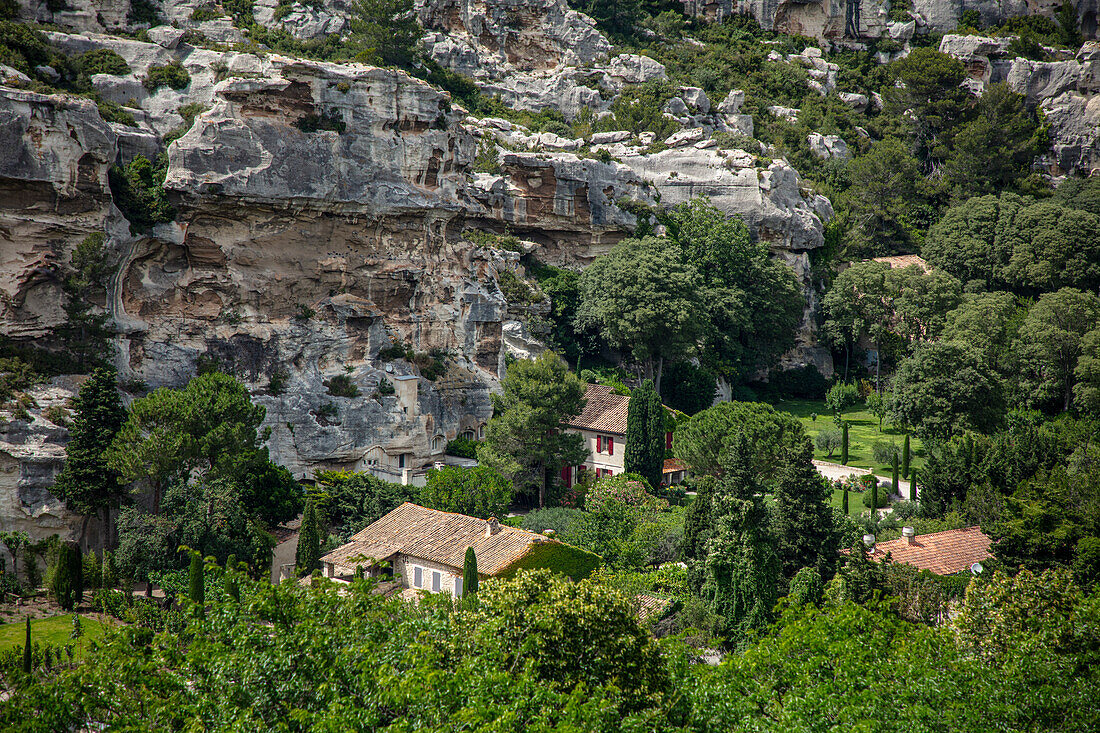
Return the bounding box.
[940,35,1100,174]
[0,378,100,548]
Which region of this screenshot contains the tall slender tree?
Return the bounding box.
[51,368,127,547]
[22,617,31,674]
[892,454,900,497]
[841,422,850,466]
[188,552,204,615]
[296,500,321,575]
[625,379,665,490]
[463,547,479,599]
[902,434,911,479]
[909,468,918,503]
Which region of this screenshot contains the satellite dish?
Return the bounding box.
[970,562,984,576]
[862,534,876,549]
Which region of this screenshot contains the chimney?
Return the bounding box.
[543,529,556,538]
[902,526,916,545]
[485,517,501,537]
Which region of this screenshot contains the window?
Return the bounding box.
[597,435,615,455]
[463,429,475,441]
[478,424,486,439]
[454,576,464,598]
[432,571,441,592]
[398,453,406,469]
[413,566,423,588]
[432,436,443,452]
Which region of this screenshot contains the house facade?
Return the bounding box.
[319,503,596,597]
[561,384,685,488]
[561,384,629,486]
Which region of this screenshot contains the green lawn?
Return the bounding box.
[0,614,108,657]
[769,398,926,477]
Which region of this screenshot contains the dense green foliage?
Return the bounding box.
[50,368,126,541]
[479,352,588,507]
[108,155,175,233]
[421,465,514,519]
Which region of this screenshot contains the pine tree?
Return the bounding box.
[23,617,31,674]
[188,552,204,615]
[296,500,321,575]
[892,453,900,496]
[902,434,911,479]
[101,550,117,589]
[624,379,665,491]
[910,468,918,503]
[51,368,127,546]
[463,547,479,598]
[841,422,849,465]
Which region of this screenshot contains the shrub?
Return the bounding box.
[765,364,829,399]
[96,100,137,127]
[863,484,889,509]
[825,382,861,414]
[190,4,222,21]
[42,405,69,426]
[445,436,478,459]
[268,368,289,396]
[472,136,501,174]
[294,109,346,133]
[497,270,540,305]
[324,374,360,398]
[316,402,337,419]
[375,378,395,396]
[465,229,522,252]
[815,427,842,458]
[78,48,129,76]
[144,61,190,91]
[108,155,175,233]
[411,349,448,381]
[377,343,407,361]
[872,441,901,465]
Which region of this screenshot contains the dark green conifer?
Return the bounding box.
[296,500,321,575]
[463,547,479,599]
[624,379,665,490]
[842,484,849,514]
[910,468,918,503]
[892,453,900,496]
[902,434,911,479]
[188,552,204,614]
[841,422,849,465]
[23,617,31,674]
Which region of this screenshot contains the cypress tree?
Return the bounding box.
[72,544,84,606]
[909,468,918,502]
[463,546,479,598]
[891,453,900,496]
[51,542,78,611]
[902,434,911,479]
[872,480,879,511]
[23,617,31,674]
[842,484,849,514]
[841,422,849,465]
[224,554,239,602]
[188,552,204,614]
[296,500,321,575]
[624,379,665,490]
[51,368,127,546]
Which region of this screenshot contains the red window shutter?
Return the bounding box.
[608,437,614,456]
[666,431,673,450]
[561,465,572,488]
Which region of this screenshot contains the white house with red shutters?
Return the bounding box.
[560,384,680,489]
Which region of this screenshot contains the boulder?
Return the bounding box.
[679,86,711,113]
[590,130,632,145]
[607,53,667,84]
[839,91,869,111]
[664,127,707,147]
[718,89,745,114]
[807,132,850,161]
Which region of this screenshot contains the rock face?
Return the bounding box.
[0,0,836,543]
[679,0,1100,42]
[940,35,1100,174]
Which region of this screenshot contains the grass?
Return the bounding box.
[829,486,872,517]
[0,613,108,658]
[769,398,926,477]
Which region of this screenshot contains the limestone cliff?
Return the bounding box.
[0,0,835,545]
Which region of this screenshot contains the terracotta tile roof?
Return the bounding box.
[842,526,993,576]
[663,458,686,474]
[564,384,630,435]
[871,254,931,272]
[634,593,673,623]
[320,503,555,576]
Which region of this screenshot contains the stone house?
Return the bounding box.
[561,384,684,488]
[319,502,598,596]
[842,525,994,575]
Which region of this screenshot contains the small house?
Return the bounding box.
[319,503,599,596]
[842,525,994,576]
